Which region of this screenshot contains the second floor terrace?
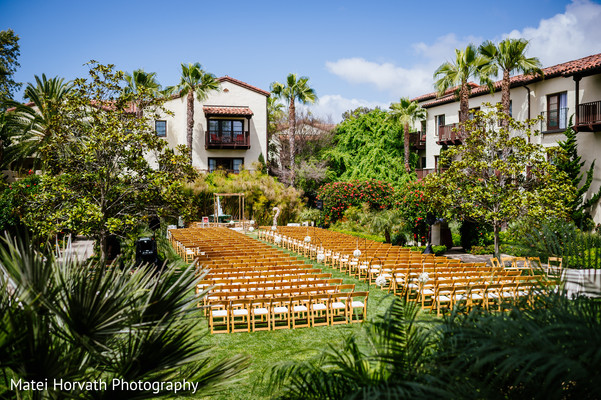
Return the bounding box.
[575,100,601,132]
[437,123,463,145]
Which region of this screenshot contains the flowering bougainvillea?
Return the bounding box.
[316,179,395,225]
[396,180,433,243]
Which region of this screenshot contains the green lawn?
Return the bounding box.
[185,238,401,400]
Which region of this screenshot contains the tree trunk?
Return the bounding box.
[385,229,391,244]
[501,69,511,127]
[404,122,411,173]
[493,223,501,260]
[98,231,107,263]
[186,91,194,164]
[459,81,469,138]
[288,98,296,186]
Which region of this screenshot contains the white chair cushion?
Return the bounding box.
[212,310,228,317]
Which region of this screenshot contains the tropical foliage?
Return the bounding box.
[0,233,246,399]
[185,168,304,226]
[5,74,74,168]
[266,298,441,400]
[18,62,195,258]
[479,38,543,121]
[317,179,396,225]
[325,109,412,184]
[271,73,317,186]
[424,105,574,257]
[0,29,21,101]
[267,285,601,399]
[554,118,601,230]
[168,62,219,163]
[434,44,488,132]
[388,98,426,173]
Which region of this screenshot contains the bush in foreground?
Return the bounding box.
[0,233,246,399]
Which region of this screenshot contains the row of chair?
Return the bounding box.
[199,281,352,306]
[208,291,369,333]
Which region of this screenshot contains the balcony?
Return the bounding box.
[437,124,462,145]
[540,107,568,133]
[415,168,435,180]
[205,131,250,150]
[409,131,426,149]
[575,101,601,132]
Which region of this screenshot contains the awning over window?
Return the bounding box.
[203,106,253,118]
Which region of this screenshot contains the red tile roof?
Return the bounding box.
[203,106,254,116]
[414,52,601,108]
[218,76,270,97]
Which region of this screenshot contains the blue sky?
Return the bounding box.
[2,0,601,121]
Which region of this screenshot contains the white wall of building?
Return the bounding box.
[158,79,268,171]
[416,71,601,224]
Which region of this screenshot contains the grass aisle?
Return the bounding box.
[186,236,397,400]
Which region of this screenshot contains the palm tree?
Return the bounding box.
[0,233,246,399]
[266,297,443,399]
[267,96,285,174]
[169,63,219,164]
[0,101,28,168]
[434,44,488,136]
[388,98,427,173]
[271,74,317,186]
[13,74,73,168]
[123,69,163,117]
[479,38,543,123]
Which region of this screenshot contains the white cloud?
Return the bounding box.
[412,33,483,64]
[506,0,601,66]
[325,58,433,99]
[325,34,483,99]
[300,94,389,123]
[322,0,601,124]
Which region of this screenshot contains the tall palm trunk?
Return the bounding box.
[288,98,296,185]
[501,69,511,127]
[404,122,411,173]
[459,82,470,137]
[186,91,194,164]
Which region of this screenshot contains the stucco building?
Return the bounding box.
[411,52,601,223]
[156,76,269,173]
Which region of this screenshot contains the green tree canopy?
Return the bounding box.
[271,73,317,186]
[0,234,246,399]
[479,38,543,123]
[388,98,426,173]
[0,29,21,102]
[554,118,601,230]
[168,63,219,163]
[434,44,488,133]
[21,62,195,259]
[325,108,412,184]
[424,105,574,257]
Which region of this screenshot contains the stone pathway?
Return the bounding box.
[443,247,494,263]
[56,235,94,262]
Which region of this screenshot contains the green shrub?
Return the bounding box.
[317,179,395,225]
[469,245,495,255]
[187,169,304,226]
[329,228,385,243]
[567,247,601,269]
[406,245,447,256]
[460,221,493,251]
[391,232,408,246]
